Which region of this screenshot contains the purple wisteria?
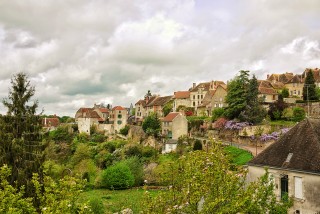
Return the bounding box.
[224,121,251,130]
[259,128,291,142]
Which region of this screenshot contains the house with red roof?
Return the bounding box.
[162,112,188,140]
[110,106,127,132]
[173,91,190,112]
[42,116,60,130]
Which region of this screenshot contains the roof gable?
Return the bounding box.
[162,112,180,122]
[249,119,320,173]
[174,91,190,99]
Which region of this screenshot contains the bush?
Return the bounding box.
[88,196,105,214]
[120,125,130,136]
[101,162,134,189]
[193,139,203,151]
[71,143,93,166]
[91,133,105,143]
[282,108,293,120]
[49,125,74,143]
[123,157,144,186]
[212,108,225,121]
[124,145,143,158]
[293,107,306,122]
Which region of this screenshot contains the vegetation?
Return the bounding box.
[268,95,288,120]
[163,100,173,117]
[292,107,306,122]
[303,70,318,101]
[281,88,289,98]
[119,125,130,136]
[142,113,161,137]
[224,146,253,165]
[211,107,225,121]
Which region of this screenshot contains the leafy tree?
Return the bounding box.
[49,124,74,143]
[282,108,293,121]
[281,88,289,98]
[101,162,134,189]
[292,107,306,122]
[119,125,130,136]
[123,157,144,186]
[142,113,161,137]
[303,71,318,101]
[268,95,288,120]
[211,108,225,121]
[141,142,292,213]
[225,70,249,119]
[163,100,173,117]
[239,75,267,123]
[0,72,45,198]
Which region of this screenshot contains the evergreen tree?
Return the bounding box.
[303,71,318,101]
[225,70,250,119]
[0,73,45,199]
[239,75,267,123]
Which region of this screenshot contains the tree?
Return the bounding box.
[101,162,134,190]
[0,73,45,198]
[211,108,225,121]
[292,107,306,122]
[268,95,288,120]
[141,142,292,213]
[281,88,289,98]
[163,100,173,117]
[303,71,318,101]
[142,113,161,137]
[225,70,249,119]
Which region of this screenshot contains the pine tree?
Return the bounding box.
[303,71,318,101]
[225,70,250,119]
[0,73,45,198]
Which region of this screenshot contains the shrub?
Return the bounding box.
[95,150,114,168]
[91,133,105,143]
[123,157,144,186]
[282,108,293,121]
[193,139,203,151]
[293,107,306,122]
[71,143,93,166]
[88,196,105,214]
[75,132,90,144]
[49,125,74,143]
[120,125,130,136]
[74,159,98,187]
[212,108,225,121]
[101,162,134,189]
[124,145,143,158]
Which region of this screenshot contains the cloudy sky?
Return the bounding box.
[0,0,320,116]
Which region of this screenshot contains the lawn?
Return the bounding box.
[268,120,296,127]
[81,188,159,213]
[224,146,253,165]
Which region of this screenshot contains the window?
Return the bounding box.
[117,120,122,125]
[193,102,195,106]
[193,95,195,99]
[281,175,289,200]
[298,90,300,95]
[118,114,122,118]
[201,95,203,99]
[198,95,200,99]
[294,176,303,199]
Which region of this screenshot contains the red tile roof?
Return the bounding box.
[112,106,126,111]
[42,117,60,127]
[99,108,109,113]
[162,112,180,122]
[174,91,190,99]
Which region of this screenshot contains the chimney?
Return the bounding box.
[193,83,196,89]
[267,74,270,79]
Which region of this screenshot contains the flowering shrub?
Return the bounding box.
[213,118,227,129]
[225,121,251,130]
[259,128,291,142]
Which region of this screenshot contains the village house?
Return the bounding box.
[145,95,172,117]
[172,91,190,112]
[76,109,104,135]
[247,118,320,213]
[258,80,279,103]
[135,93,158,124]
[42,116,60,131]
[161,112,188,140]
[189,82,211,110]
[109,106,127,133]
[285,74,304,99]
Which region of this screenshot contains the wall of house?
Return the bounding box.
[78,118,98,135]
[211,87,227,109]
[247,165,320,213]
[259,94,278,103]
[190,88,207,110]
[113,109,127,132]
[172,115,188,140]
[135,103,146,122]
[163,143,177,153]
[173,98,191,111]
[162,121,172,137]
[285,83,304,98]
[98,124,114,135]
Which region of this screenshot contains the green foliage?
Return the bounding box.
[74,159,98,187]
[303,71,318,101]
[90,133,105,143]
[50,125,74,143]
[193,139,203,151]
[101,162,134,190]
[88,195,105,214]
[225,70,249,119]
[282,108,293,121]
[211,108,225,121]
[74,132,90,144]
[141,143,292,213]
[292,107,306,122]
[142,113,161,137]
[123,157,144,186]
[71,143,94,166]
[281,88,289,98]
[163,100,173,117]
[0,165,36,214]
[119,125,130,136]
[224,146,253,165]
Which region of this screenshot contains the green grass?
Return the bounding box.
[224,146,253,165]
[81,188,159,213]
[268,120,296,127]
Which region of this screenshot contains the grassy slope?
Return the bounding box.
[224,146,253,165]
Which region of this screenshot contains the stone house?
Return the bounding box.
[145,95,172,117]
[42,116,60,131]
[109,106,127,133]
[135,95,158,124]
[258,80,279,103]
[172,91,190,112]
[162,112,188,140]
[247,118,320,213]
[76,109,104,135]
[285,74,304,99]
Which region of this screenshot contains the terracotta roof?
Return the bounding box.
[267,73,294,84]
[146,96,172,107]
[174,91,190,99]
[286,74,303,84]
[258,80,278,95]
[98,108,109,113]
[302,68,320,83]
[42,117,60,127]
[190,82,211,92]
[248,118,320,173]
[162,112,180,122]
[112,106,126,111]
[135,99,146,106]
[77,108,92,114]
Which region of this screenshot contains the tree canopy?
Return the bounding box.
[303,71,318,101]
[142,113,161,137]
